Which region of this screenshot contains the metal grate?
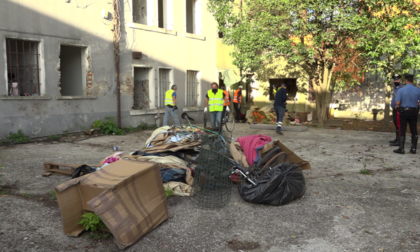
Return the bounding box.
[159,69,171,108]
[186,70,198,107]
[6,38,40,95]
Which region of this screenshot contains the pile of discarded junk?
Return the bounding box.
[43,112,311,249]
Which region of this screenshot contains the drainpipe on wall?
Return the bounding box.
[113,0,121,127]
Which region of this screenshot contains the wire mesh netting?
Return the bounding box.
[190,133,232,209]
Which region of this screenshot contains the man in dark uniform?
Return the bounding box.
[393,73,420,154]
[389,74,404,146]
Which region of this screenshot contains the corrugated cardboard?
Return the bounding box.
[259,140,311,170]
[55,159,168,249]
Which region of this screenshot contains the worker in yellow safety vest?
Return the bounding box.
[273,85,281,96]
[204,82,229,129]
[233,85,243,121]
[163,85,180,126]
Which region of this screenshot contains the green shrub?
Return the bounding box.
[78,212,107,232]
[5,130,31,144]
[48,135,60,141]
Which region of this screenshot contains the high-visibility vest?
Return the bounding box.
[208,89,224,112]
[165,90,175,106]
[223,90,230,106]
[273,87,281,95]
[233,89,242,104]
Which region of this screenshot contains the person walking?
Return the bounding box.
[274,83,287,135]
[204,82,228,130]
[233,85,243,121]
[389,74,404,146]
[222,85,231,120]
[162,85,180,126]
[393,73,420,154]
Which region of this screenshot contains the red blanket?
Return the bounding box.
[237,134,272,165]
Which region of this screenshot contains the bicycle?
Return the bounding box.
[203,107,235,134]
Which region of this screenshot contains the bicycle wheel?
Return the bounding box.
[224,112,235,132]
[255,147,282,170]
[260,152,288,178]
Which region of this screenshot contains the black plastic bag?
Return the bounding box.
[238,162,306,206]
[72,165,96,179]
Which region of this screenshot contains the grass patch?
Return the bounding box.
[0,130,31,144]
[48,134,60,141]
[360,169,371,175]
[22,191,31,198]
[50,190,57,200]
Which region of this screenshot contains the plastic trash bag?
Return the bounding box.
[72,165,96,179]
[238,162,306,206]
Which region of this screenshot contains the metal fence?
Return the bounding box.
[6,38,40,95]
[186,70,199,107]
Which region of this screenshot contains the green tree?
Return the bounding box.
[208,0,420,127]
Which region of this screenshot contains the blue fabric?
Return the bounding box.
[275,106,285,127]
[160,168,186,183]
[210,111,222,128]
[391,85,403,109]
[274,88,287,107]
[172,91,176,97]
[253,143,269,163]
[396,84,420,108]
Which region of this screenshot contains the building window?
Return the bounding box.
[269,78,297,101]
[186,0,201,35]
[59,45,86,96]
[186,70,199,107]
[6,38,41,95]
[133,0,153,26]
[133,67,152,110]
[158,69,171,108]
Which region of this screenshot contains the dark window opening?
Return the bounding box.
[6,38,40,96]
[133,67,152,110]
[158,0,164,28]
[132,0,148,25]
[269,78,297,101]
[59,45,84,96]
[186,0,194,33]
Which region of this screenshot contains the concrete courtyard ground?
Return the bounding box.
[1,124,420,252]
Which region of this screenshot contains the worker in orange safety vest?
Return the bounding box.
[233,85,243,121]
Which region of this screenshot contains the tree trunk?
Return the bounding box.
[314,63,335,127]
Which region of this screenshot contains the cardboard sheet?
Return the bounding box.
[55,159,168,249]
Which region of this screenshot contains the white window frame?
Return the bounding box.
[3,36,46,96]
[157,67,174,108]
[185,0,202,35]
[185,70,201,108]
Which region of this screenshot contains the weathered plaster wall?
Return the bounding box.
[0,0,116,137]
[120,0,218,126]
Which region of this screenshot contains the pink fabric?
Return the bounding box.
[237,134,272,165]
[104,157,120,164]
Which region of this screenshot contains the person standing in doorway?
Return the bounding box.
[204,82,228,130]
[393,73,420,154]
[389,74,403,146]
[274,83,287,135]
[233,85,243,122]
[163,85,180,126]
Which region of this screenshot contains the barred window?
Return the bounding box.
[186,70,199,107]
[6,38,40,96]
[159,69,171,108]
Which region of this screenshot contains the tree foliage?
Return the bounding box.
[208,0,420,126]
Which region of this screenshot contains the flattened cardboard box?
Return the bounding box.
[55,159,168,249]
[259,140,311,170]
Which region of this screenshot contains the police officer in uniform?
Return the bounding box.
[393,73,420,154]
[389,74,404,146]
